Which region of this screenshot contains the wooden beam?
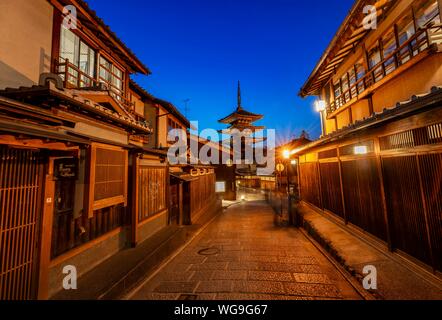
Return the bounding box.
[38,158,56,300]
[415,155,437,271]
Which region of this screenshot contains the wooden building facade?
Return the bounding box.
[0,0,217,300]
[297,0,442,274]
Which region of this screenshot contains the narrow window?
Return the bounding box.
[397,12,417,63]
[382,29,397,75]
[355,61,366,94]
[368,45,383,83]
[59,27,96,87]
[414,0,441,49]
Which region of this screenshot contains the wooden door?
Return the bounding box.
[0,146,44,300]
[169,183,180,225]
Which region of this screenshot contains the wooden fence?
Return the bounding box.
[299,122,442,272]
[0,147,44,300]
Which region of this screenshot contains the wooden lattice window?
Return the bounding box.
[138,166,167,222]
[87,144,128,217]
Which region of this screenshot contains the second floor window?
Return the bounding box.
[382,30,397,75]
[397,13,417,64]
[368,46,383,83]
[415,0,440,29]
[59,27,96,87]
[355,61,366,94]
[99,57,125,99]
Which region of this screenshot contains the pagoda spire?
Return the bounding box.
[237,81,242,110]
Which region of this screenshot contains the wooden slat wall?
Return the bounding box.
[341,158,387,241]
[382,155,433,266]
[416,153,442,271]
[298,122,442,271]
[319,162,344,218]
[190,173,216,218]
[0,147,43,300]
[299,163,321,208]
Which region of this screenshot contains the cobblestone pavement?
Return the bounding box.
[128,200,363,300]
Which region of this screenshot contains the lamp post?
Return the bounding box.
[283,149,290,195]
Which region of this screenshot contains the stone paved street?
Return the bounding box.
[128,200,363,300]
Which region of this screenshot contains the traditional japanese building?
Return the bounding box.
[294,0,442,274]
[0,0,218,300]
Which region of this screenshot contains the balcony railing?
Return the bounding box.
[327,24,442,115]
[54,57,136,115]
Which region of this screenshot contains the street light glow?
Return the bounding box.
[283,149,290,159]
[315,100,326,112]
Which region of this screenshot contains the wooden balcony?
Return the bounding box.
[326,24,442,116]
[54,58,137,116]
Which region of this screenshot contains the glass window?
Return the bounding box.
[341,74,350,103]
[59,27,95,87]
[99,57,125,98]
[333,81,342,109]
[414,0,441,49]
[368,45,384,82]
[397,12,417,63]
[348,68,357,98]
[382,30,397,75]
[355,61,366,94]
[414,0,440,28]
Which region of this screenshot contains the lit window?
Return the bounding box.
[397,13,417,64]
[355,61,366,94]
[59,27,96,87]
[368,45,383,83]
[99,56,125,99]
[382,30,397,75]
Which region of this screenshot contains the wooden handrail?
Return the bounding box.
[55,57,135,113]
[329,25,441,114]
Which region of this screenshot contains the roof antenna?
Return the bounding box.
[183,99,190,118]
[237,81,242,110]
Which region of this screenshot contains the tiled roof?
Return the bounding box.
[218,107,264,124]
[0,83,153,135]
[153,98,191,129]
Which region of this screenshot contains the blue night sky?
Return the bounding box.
[87,0,354,144]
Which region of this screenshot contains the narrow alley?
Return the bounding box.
[127,197,363,300]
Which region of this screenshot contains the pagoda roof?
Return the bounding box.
[218,106,263,124]
[219,81,264,124]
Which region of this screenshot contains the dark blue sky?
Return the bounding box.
[88,0,354,143]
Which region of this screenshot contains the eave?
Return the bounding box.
[299,0,394,97]
[50,0,151,75]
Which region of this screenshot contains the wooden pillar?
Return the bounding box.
[38,158,56,300]
[337,148,348,224]
[130,155,139,247]
[415,155,436,271]
[438,0,442,22]
[317,161,324,210]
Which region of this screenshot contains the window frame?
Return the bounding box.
[86,143,128,218]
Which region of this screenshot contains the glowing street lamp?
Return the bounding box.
[283,149,291,159]
[315,100,326,112]
[315,100,327,137]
